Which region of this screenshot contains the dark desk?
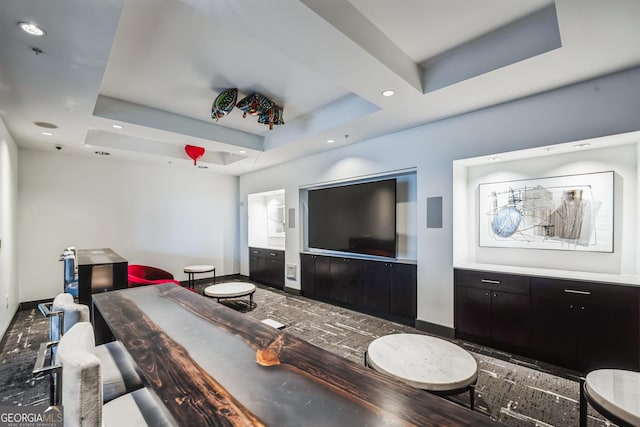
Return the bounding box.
[92,284,501,426]
[77,248,127,306]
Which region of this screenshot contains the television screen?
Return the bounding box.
[308,179,397,258]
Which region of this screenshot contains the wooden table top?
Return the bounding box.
[93,284,501,427]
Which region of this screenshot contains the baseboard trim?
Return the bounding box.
[284,286,301,295]
[20,298,52,311]
[415,319,455,339]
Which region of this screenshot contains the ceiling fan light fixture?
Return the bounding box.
[18,21,46,36]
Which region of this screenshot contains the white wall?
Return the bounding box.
[0,119,19,338]
[18,150,239,302]
[239,66,640,329]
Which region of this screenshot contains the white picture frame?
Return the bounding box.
[478,171,614,252]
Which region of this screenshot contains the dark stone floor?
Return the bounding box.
[0,281,615,426]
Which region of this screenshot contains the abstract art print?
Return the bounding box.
[478,171,614,252]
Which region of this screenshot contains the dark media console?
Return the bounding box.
[300,253,417,326]
[454,268,640,373]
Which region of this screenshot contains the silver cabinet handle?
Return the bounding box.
[481,279,501,285]
[564,289,591,295]
[270,253,277,257]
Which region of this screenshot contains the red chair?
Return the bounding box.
[127,265,180,287]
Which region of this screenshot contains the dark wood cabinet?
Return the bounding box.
[531,277,639,372]
[454,269,530,351]
[301,253,331,299]
[365,261,390,314]
[330,257,364,306]
[456,286,492,339]
[300,253,417,325]
[249,247,284,289]
[455,268,640,373]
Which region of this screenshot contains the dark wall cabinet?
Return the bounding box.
[249,247,284,289]
[301,253,417,325]
[455,270,531,351]
[454,268,640,373]
[530,277,639,372]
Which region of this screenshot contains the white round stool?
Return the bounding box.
[204,282,256,309]
[580,369,640,426]
[184,264,215,288]
[365,333,478,409]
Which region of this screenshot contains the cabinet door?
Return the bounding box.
[456,286,491,339]
[330,258,363,306]
[580,301,639,371]
[249,249,262,282]
[491,291,530,348]
[389,263,417,320]
[365,261,390,314]
[300,254,316,297]
[531,296,578,367]
[263,251,284,289]
[314,256,332,300]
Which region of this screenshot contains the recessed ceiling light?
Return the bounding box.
[95,151,110,156]
[382,89,395,97]
[18,22,45,36]
[112,124,123,129]
[42,131,53,136]
[34,121,57,129]
[327,139,335,144]
[574,143,591,149]
[239,150,247,154]
[488,157,500,161]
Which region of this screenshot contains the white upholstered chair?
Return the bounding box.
[58,322,176,427]
[41,293,143,402]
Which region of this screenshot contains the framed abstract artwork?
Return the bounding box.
[478,171,614,252]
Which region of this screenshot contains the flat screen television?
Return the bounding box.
[308,178,397,258]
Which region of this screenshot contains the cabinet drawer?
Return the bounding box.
[249,248,284,259]
[531,277,638,306]
[249,248,263,257]
[265,250,283,260]
[454,269,530,295]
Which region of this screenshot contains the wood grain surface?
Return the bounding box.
[93,284,502,427]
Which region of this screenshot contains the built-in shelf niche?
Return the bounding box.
[248,189,286,250]
[453,132,640,284]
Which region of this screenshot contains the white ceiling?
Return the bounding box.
[1,0,640,175]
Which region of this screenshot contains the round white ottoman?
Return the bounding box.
[204,282,256,310]
[366,333,478,409]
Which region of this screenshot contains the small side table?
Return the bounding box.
[184,264,215,289]
[204,282,256,310]
[580,369,640,427]
[365,333,478,409]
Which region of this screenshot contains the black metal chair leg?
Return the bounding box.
[469,385,475,410]
[579,377,587,427]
